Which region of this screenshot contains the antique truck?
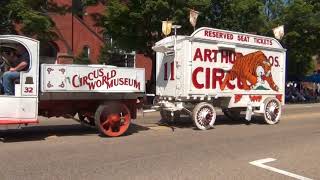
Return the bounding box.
[153,27,286,130]
[0,35,145,137]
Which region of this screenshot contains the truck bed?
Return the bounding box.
[40,64,145,99]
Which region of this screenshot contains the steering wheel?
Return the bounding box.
[0,55,11,71]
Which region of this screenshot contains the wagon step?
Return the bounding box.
[245,105,253,121]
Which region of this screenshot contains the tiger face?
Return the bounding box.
[261,61,279,91]
[261,61,272,80]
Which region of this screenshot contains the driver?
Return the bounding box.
[0,43,29,95]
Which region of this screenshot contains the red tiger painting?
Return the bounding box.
[220,51,279,91]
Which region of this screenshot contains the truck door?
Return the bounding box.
[0,36,39,124]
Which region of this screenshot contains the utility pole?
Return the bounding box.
[71,0,74,53]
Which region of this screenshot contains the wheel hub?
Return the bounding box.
[108,114,120,125]
[197,108,212,125]
[266,100,279,121]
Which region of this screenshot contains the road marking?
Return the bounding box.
[304,106,313,108]
[148,126,173,131]
[282,112,320,120]
[249,158,313,180]
[143,109,157,113]
[45,135,58,140]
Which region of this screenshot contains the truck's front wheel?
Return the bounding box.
[95,102,131,137]
[192,102,216,130]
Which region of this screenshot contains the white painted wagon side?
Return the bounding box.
[41,64,145,93]
[153,27,286,129]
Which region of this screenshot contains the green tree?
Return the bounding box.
[102,0,271,56]
[102,0,212,57]
[72,0,100,17]
[305,0,320,11]
[205,0,268,33]
[263,0,286,21]
[74,50,91,64]
[0,0,68,41]
[101,0,320,78]
[280,0,320,76]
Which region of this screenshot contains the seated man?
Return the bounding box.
[0,44,17,94]
[1,43,29,95]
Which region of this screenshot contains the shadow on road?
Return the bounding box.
[0,123,150,143]
[156,115,266,130]
[215,115,266,125]
[123,123,150,136]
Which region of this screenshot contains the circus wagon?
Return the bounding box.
[153,27,286,130]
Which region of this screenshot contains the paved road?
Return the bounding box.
[0,103,320,180]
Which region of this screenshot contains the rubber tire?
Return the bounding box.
[192,102,216,130]
[95,102,131,137]
[263,98,281,125]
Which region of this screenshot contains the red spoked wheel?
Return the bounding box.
[95,103,131,137]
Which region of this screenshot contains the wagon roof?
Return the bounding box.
[153,27,285,52]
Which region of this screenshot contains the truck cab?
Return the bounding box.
[0,35,39,124]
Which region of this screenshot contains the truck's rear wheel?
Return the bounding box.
[192,102,216,130]
[263,98,281,125]
[95,102,131,137]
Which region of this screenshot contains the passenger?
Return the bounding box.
[1,44,29,95]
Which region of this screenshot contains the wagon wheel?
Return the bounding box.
[192,102,216,130]
[263,98,281,125]
[95,103,131,137]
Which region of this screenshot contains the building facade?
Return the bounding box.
[42,0,152,82]
[41,0,105,64]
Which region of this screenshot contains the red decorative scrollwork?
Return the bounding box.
[249,95,262,102]
[276,94,282,102]
[234,94,243,103]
